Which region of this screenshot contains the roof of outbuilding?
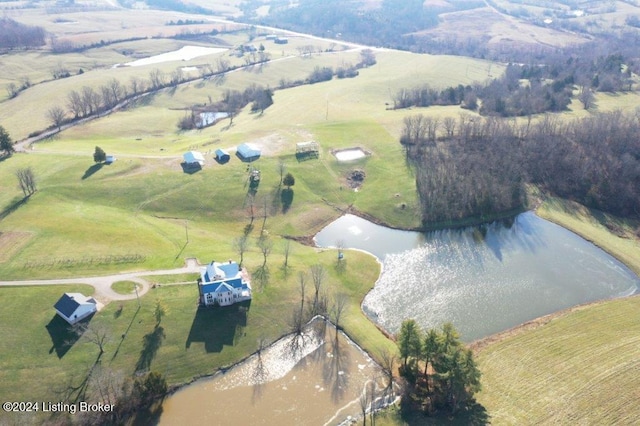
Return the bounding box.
[183,151,205,164]
[236,143,261,159]
[54,293,80,317]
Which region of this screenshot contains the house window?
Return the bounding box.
[206,293,214,304]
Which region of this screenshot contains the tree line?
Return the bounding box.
[402,111,640,225]
[257,0,447,49]
[0,18,45,49]
[394,51,634,117]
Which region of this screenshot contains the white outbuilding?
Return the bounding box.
[54,293,98,325]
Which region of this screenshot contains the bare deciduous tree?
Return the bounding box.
[378,349,396,398]
[149,68,165,90]
[47,105,66,130]
[15,167,37,197]
[257,233,272,268]
[78,322,110,358]
[129,76,145,95]
[283,239,292,269]
[310,264,326,305]
[330,293,348,340]
[233,235,249,267]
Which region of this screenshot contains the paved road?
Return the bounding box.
[0,258,201,304]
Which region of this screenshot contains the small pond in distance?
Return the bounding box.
[315,212,639,342]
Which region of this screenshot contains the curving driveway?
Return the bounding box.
[0,258,201,304]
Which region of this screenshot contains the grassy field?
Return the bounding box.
[2,8,640,425]
[475,295,640,424]
[0,247,394,424]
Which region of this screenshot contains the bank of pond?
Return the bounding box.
[159,211,639,424]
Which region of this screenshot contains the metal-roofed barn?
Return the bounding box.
[215,148,230,163]
[236,143,261,162]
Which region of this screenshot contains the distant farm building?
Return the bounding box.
[274,37,288,44]
[265,34,277,40]
[215,148,230,163]
[183,151,205,168]
[105,155,116,164]
[296,141,320,160]
[54,293,98,325]
[236,143,261,162]
[198,261,252,307]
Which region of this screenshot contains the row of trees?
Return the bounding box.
[402,110,640,224]
[397,320,481,415]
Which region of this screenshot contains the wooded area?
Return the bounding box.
[402,111,640,225]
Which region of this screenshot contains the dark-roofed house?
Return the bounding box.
[236,143,261,162]
[198,261,252,306]
[54,293,98,325]
[215,148,230,163]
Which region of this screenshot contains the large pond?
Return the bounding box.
[315,212,640,342]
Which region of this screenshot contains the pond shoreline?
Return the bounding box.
[160,204,639,419]
[313,206,640,344]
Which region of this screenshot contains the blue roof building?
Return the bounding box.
[215,148,230,163]
[236,143,261,162]
[198,261,252,306]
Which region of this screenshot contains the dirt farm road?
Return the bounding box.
[0,258,201,304]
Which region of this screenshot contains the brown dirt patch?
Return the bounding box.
[0,231,33,263]
[246,133,289,156]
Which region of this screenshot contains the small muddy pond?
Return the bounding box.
[159,321,383,425]
[315,212,640,342]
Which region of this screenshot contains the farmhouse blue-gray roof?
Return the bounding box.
[236,143,261,160]
[54,294,80,317]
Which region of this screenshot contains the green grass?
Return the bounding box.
[475,295,640,425]
[111,280,141,295]
[0,248,392,424]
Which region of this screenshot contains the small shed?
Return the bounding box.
[183,151,205,167]
[105,155,116,164]
[296,141,320,160]
[236,143,261,162]
[54,293,98,325]
[274,37,288,44]
[215,148,230,163]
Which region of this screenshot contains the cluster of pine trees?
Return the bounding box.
[397,320,481,415]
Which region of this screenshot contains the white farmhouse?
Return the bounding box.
[54,293,98,325]
[198,261,252,306]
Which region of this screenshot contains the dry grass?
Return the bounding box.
[0,231,33,263]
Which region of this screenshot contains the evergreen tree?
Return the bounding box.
[397,319,422,370]
[282,172,295,189]
[94,146,106,163]
[0,126,14,156]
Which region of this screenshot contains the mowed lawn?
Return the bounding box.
[0,247,393,424]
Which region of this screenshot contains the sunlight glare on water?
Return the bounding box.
[316,212,640,342]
